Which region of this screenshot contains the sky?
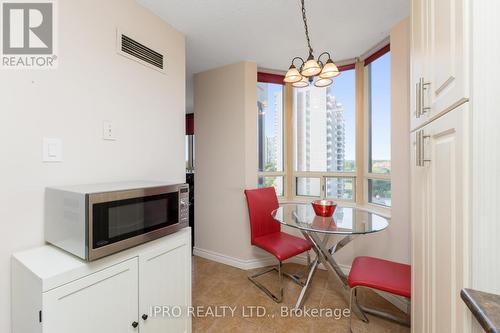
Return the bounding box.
[261,52,391,162]
[369,52,391,160]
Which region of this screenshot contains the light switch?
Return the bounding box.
[47,143,58,157]
[43,138,62,162]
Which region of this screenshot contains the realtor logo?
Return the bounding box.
[1,0,57,68]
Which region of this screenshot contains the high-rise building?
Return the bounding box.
[272,90,283,172]
[258,84,283,172]
[257,83,268,182]
[295,86,346,198]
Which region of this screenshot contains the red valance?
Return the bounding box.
[364,44,391,66]
[338,63,355,71]
[257,72,285,85]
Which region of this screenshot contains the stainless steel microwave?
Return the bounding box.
[45,181,189,261]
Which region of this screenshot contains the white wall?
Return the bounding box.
[471,0,500,295]
[0,0,185,330]
[353,18,411,265]
[194,61,267,265]
[470,3,500,332]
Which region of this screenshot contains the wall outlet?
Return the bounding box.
[42,138,63,162]
[102,120,116,140]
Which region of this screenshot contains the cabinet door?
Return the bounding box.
[426,0,468,117]
[410,131,430,333]
[410,0,428,130]
[139,236,191,333]
[420,106,470,333]
[42,258,139,333]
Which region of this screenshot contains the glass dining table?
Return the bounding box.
[272,203,389,321]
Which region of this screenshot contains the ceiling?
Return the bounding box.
[138,0,410,113]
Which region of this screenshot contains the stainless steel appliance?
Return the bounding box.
[45,181,189,261]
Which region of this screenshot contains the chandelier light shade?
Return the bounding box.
[319,59,340,79]
[314,77,333,88]
[284,0,340,88]
[301,55,321,77]
[284,64,302,83]
[292,76,310,88]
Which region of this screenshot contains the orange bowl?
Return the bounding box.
[311,200,337,217]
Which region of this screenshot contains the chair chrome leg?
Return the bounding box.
[349,287,354,333]
[353,288,369,323]
[282,253,314,287]
[349,286,410,328]
[278,262,283,301]
[349,287,369,333]
[248,263,284,303]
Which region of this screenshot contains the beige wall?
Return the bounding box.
[194,61,265,262]
[354,18,411,264]
[0,0,185,330]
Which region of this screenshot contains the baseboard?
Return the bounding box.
[193,248,409,314]
[193,247,276,270]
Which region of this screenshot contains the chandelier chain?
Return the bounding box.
[301,0,313,56]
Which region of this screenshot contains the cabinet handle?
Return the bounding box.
[416,130,431,167]
[416,81,421,118]
[142,314,148,321]
[132,321,139,328]
[420,77,431,115]
[416,131,422,166]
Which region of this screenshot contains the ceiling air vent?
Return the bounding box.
[117,30,166,74]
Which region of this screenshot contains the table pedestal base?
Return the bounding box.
[294,231,369,323]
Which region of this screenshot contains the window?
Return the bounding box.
[293,68,356,200]
[256,43,391,209]
[257,77,284,196]
[366,50,391,206]
[185,114,195,172]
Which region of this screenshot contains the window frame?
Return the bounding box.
[291,64,358,203]
[364,45,391,208]
[257,73,287,197]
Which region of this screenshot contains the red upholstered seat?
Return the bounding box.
[253,232,312,261]
[244,187,312,261]
[348,256,411,299]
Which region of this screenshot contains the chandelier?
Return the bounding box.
[284,0,340,88]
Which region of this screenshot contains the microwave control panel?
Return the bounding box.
[179,185,189,222]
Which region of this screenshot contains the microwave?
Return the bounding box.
[45,181,189,261]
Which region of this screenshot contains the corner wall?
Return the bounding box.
[0,0,185,330]
[194,61,266,264]
[354,18,411,264]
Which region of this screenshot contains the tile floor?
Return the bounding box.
[192,256,410,333]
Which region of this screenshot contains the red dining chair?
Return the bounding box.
[244,187,312,303]
[348,256,411,331]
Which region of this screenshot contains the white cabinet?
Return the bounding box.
[411,106,470,333]
[43,258,139,333]
[427,0,468,114]
[139,237,191,333]
[410,0,469,130]
[12,228,191,333]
